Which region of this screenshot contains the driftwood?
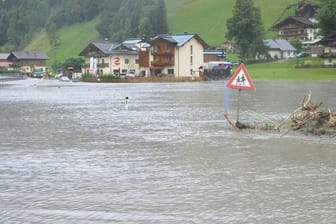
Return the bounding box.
[282,92,336,135]
[224,92,336,136]
[223,112,239,131]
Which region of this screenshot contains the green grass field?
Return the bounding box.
[245,61,336,80]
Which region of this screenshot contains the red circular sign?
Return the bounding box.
[114,57,120,65]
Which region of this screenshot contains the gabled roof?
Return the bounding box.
[111,42,139,52]
[272,16,318,29]
[9,51,48,60]
[151,33,209,48]
[122,38,143,45]
[93,42,119,54]
[264,39,297,51]
[79,40,142,57]
[0,53,10,60]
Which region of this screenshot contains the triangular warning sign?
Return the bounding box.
[226,63,255,91]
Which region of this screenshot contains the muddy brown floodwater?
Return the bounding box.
[0,78,335,224]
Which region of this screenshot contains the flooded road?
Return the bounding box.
[0,79,335,223]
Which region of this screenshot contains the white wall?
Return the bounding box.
[174,38,204,77]
[84,55,139,75]
[323,47,336,65]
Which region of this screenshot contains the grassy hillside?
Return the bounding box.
[166,0,301,45]
[26,0,318,65]
[25,18,100,67]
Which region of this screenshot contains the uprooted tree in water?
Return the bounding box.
[224,92,336,136]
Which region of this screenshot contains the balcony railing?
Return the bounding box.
[151,60,174,67]
[151,49,175,56]
[84,63,109,68]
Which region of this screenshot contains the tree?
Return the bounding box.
[97,0,168,41]
[317,0,336,37]
[62,57,85,72]
[226,0,266,61]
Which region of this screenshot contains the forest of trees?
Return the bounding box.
[0,0,168,51]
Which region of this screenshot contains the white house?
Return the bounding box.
[263,39,297,59]
[79,39,144,75]
[149,33,209,77]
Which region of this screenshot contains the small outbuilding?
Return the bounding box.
[317,34,336,66]
[263,39,297,59]
[8,51,49,76]
[0,53,12,69]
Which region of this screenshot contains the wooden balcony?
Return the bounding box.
[151,49,175,56]
[151,60,174,67]
[84,63,109,68]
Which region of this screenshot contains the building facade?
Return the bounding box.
[263,39,297,59]
[79,33,210,78]
[149,33,209,78]
[272,16,321,47]
[79,40,143,76]
[318,34,336,66]
[7,51,49,76]
[0,53,12,69]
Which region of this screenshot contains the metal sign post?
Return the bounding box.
[225,63,256,129]
[237,89,241,122]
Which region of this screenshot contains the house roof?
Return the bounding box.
[272,16,318,29]
[9,51,49,60]
[93,42,119,54]
[151,33,209,48]
[204,49,226,57]
[122,38,143,45]
[0,53,10,60]
[79,41,142,57]
[264,39,297,51]
[316,34,336,47]
[111,42,140,52]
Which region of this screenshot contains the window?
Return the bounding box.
[190,45,193,55]
[168,69,174,75]
[154,45,160,53]
[125,58,129,64]
[190,56,193,65]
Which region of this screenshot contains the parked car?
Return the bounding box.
[296,52,310,58]
[59,76,70,82]
[126,69,137,78]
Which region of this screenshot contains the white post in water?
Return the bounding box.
[125,96,129,110]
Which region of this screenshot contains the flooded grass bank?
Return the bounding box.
[247,61,336,80]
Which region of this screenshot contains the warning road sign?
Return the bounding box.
[226,63,255,91]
